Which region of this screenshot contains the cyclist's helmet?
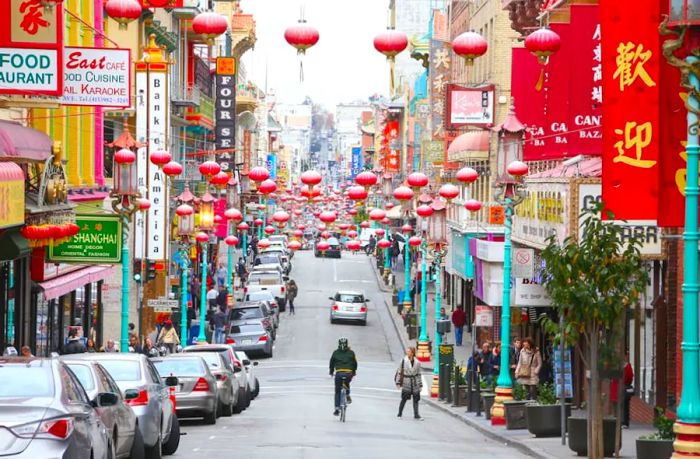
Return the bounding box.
[338,338,349,350]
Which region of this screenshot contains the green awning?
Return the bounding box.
[0,227,29,261]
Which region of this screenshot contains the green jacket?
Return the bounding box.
[329,348,357,374]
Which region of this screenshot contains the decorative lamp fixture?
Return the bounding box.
[380,216,390,225]
[524,27,561,64]
[355,171,378,188]
[337,222,350,231]
[348,208,358,216]
[428,200,447,245]
[438,183,460,201]
[346,240,361,251]
[258,179,278,195]
[195,231,209,243]
[316,240,330,252]
[199,191,216,231]
[408,236,422,247]
[105,0,142,30]
[113,148,137,196]
[320,231,331,239]
[150,150,171,168]
[293,229,304,238]
[507,161,529,177]
[224,208,243,221]
[297,223,306,230]
[137,198,151,211]
[348,185,368,201]
[199,160,221,178]
[272,210,290,224]
[319,211,337,223]
[176,204,195,236]
[375,228,386,237]
[249,166,270,183]
[288,240,302,251]
[495,103,527,185]
[452,31,488,66]
[224,235,239,247]
[162,161,183,178]
[373,29,409,61]
[284,19,320,55]
[192,11,228,45]
[406,172,429,189]
[254,218,264,226]
[300,170,322,187]
[393,185,414,202]
[360,220,371,229]
[347,230,358,238]
[464,199,482,212]
[456,167,479,184]
[382,173,393,197]
[317,223,327,231]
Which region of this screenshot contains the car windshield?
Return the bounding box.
[0,366,54,397]
[153,358,204,377]
[257,256,280,265]
[99,360,142,382]
[337,293,364,303]
[65,364,95,391]
[248,273,281,284]
[195,353,222,369]
[327,238,339,245]
[230,308,263,320]
[232,323,264,334]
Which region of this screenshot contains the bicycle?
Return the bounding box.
[338,375,350,422]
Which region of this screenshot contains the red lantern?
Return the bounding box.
[284,22,320,55]
[199,160,221,178]
[408,236,422,247]
[393,185,414,201]
[297,224,306,231]
[210,171,230,188]
[385,202,395,210]
[347,230,358,238]
[321,231,331,239]
[346,240,361,251]
[338,223,350,231]
[150,150,171,168]
[355,171,378,188]
[319,211,336,223]
[264,225,276,235]
[360,220,370,228]
[192,11,228,45]
[406,172,429,189]
[416,204,434,217]
[195,231,209,243]
[375,228,385,237]
[439,183,460,201]
[254,218,264,226]
[380,217,390,225]
[288,240,302,251]
[525,27,561,64]
[347,185,368,201]
[162,161,183,178]
[377,239,392,249]
[507,161,529,177]
[300,170,322,186]
[317,223,327,231]
[225,235,239,247]
[293,229,304,238]
[249,166,270,183]
[176,204,194,216]
[464,199,482,212]
[373,30,408,61]
[456,167,478,184]
[401,223,413,234]
[224,208,243,221]
[258,179,278,195]
[452,31,488,66]
[237,222,250,231]
[272,210,290,223]
[258,238,271,249]
[214,215,223,224]
[369,208,386,221]
[137,198,151,211]
[348,208,358,216]
[105,0,142,30]
[316,240,330,252]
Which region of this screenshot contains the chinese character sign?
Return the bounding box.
[381,120,400,172]
[601,0,660,220]
[350,147,362,178]
[429,39,450,141]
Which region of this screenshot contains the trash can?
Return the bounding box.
[397,290,405,314]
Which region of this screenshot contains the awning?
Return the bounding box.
[37,265,117,301]
[447,131,489,162]
[0,228,29,261]
[0,161,23,181]
[0,120,53,162]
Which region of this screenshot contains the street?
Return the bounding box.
[176,251,529,459]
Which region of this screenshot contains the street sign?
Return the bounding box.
[512,248,535,278]
[474,305,493,327]
[147,299,178,312]
[48,214,122,263]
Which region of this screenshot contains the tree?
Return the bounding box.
[539,203,648,459]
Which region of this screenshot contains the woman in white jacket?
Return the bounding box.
[394,347,423,420]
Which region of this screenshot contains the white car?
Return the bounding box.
[246,270,287,311]
[235,351,260,398]
[330,290,369,325]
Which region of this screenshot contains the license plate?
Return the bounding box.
[242,339,253,345]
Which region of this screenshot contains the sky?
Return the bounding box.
[240,0,391,110]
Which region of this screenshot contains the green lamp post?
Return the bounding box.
[490,106,529,426]
[427,198,448,397]
[195,190,216,343]
[415,197,433,362]
[175,200,195,344]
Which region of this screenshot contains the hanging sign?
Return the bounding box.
[601,0,660,220]
[350,147,362,178]
[61,47,131,107]
[474,305,493,327]
[215,57,236,155]
[512,248,534,278]
[447,84,495,127]
[48,215,122,263]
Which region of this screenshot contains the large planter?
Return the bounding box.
[635,438,674,459]
[406,325,417,340]
[526,404,572,437]
[504,400,530,430]
[568,416,619,457]
[466,387,481,413]
[482,393,495,420]
[452,385,469,407]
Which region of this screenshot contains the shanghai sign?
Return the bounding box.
[48,215,122,263]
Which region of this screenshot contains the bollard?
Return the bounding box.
[475,374,482,417]
[446,361,453,404]
[453,365,460,407]
[466,369,474,412]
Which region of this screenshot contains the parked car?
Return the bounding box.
[72,352,179,458]
[229,301,276,339]
[61,358,141,459]
[234,351,260,398]
[244,291,280,327]
[0,357,111,459]
[315,237,342,258]
[246,270,287,311]
[227,321,273,358]
[261,248,291,273]
[330,290,369,325]
[182,344,250,413]
[151,355,218,425]
[180,350,239,417]
[253,253,282,267]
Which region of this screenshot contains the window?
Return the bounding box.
[0,365,53,397]
[146,361,162,384]
[230,308,263,321]
[336,294,364,303]
[231,323,264,334]
[153,358,205,377]
[99,360,142,382]
[61,366,88,404]
[194,352,222,369]
[66,364,96,392]
[95,364,122,397]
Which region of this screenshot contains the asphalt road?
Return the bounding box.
[175,250,529,459]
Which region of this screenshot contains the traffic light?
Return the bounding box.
[146,260,157,280]
[133,260,142,283]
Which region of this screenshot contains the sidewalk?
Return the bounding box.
[369,256,654,459]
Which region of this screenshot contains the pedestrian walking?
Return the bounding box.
[236,258,247,287]
[515,337,542,400]
[509,338,522,378]
[62,329,86,354]
[216,263,227,287]
[212,307,227,344]
[451,305,466,346]
[156,320,180,353]
[610,352,634,427]
[216,285,228,310]
[287,279,298,315]
[207,285,218,309]
[395,346,423,420]
[367,235,376,255]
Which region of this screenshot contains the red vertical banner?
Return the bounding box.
[512,48,549,161]
[601,0,660,220]
[544,22,572,159]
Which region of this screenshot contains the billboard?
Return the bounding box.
[215,57,236,157]
[62,47,131,107]
[447,85,494,127]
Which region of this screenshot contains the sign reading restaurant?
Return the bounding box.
[0,0,64,96]
[48,215,122,263]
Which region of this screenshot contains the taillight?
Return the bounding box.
[243,287,248,293]
[258,335,268,342]
[281,286,285,293]
[226,337,235,344]
[193,377,209,391]
[361,305,367,312]
[15,418,74,439]
[125,389,149,407]
[215,373,228,382]
[332,304,338,311]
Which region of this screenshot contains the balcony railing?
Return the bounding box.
[172,85,201,108]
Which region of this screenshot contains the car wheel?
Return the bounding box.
[161,416,179,456]
[233,389,245,414]
[253,378,260,398]
[128,426,145,459]
[244,388,252,408]
[108,438,116,459]
[362,320,367,326]
[221,394,234,417]
[204,409,216,425]
[145,429,162,459]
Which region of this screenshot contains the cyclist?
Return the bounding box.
[329,337,357,416]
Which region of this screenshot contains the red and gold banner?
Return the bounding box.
[512,48,549,160]
[601,0,660,220]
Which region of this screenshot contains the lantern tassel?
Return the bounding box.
[300,60,304,82]
[535,67,544,92]
[389,59,395,95]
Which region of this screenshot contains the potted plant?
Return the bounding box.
[450,366,469,407]
[636,407,674,459]
[404,312,417,340]
[568,416,618,457]
[526,382,572,437]
[504,383,531,430]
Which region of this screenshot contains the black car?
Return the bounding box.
[315,237,341,258]
[228,301,275,340]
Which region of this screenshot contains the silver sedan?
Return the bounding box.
[330,290,369,325]
[152,355,218,424]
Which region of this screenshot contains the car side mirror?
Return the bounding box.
[365,299,370,302]
[124,389,139,401]
[253,361,259,366]
[233,366,242,373]
[93,392,119,407]
[164,375,179,387]
[242,359,250,366]
[328,297,334,301]
[283,276,289,282]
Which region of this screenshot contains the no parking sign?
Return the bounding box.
[512,248,534,278]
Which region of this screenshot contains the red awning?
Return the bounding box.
[37,265,116,301]
[447,131,489,159]
[0,120,52,162]
[0,161,24,182]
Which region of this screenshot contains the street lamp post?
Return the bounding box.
[428,199,447,397]
[196,190,216,343]
[110,148,141,353]
[415,194,434,362]
[661,9,700,455]
[175,186,195,344]
[490,106,529,426]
